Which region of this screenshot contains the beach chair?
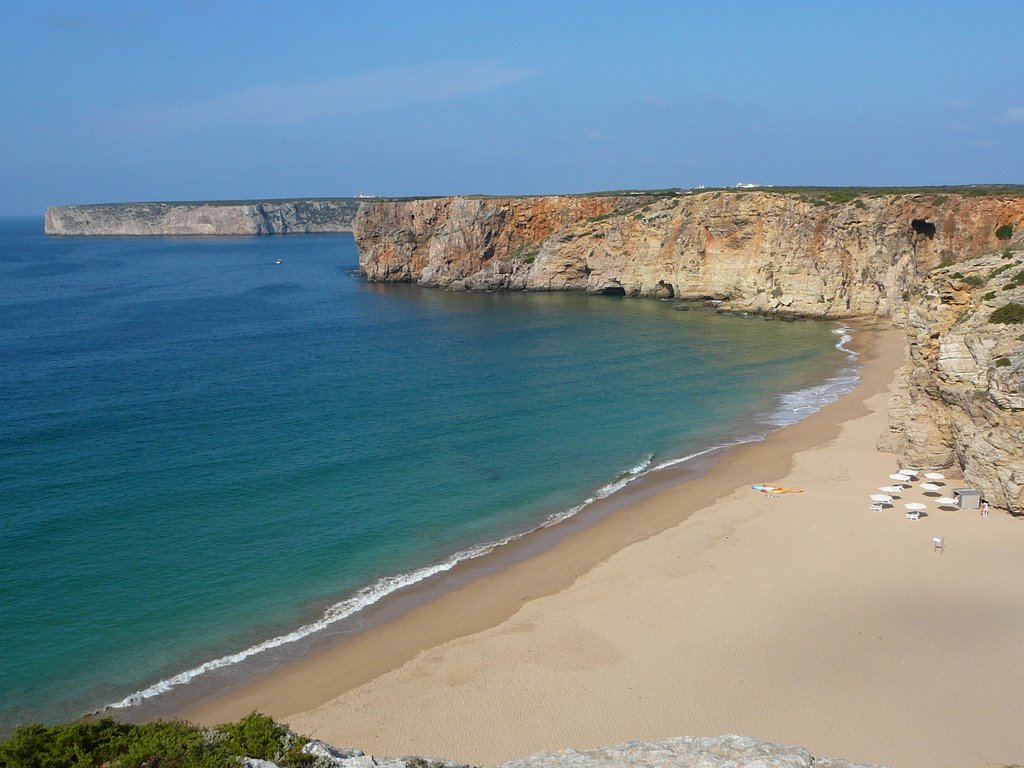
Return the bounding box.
[905,510,921,520]
[933,536,945,553]
[869,503,884,512]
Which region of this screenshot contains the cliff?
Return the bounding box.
[880,246,1024,512]
[44,198,360,236]
[354,190,1024,319]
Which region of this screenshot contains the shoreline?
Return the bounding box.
[171,321,887,722]
[108,315,859,724]
[177,319,1024,768]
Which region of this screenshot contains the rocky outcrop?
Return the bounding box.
[882,248,1024,512]
[44,199,360,236]
[354,191,1024,319]
[252,735,881,768]
[499,735,882,768]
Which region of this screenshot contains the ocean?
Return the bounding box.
[0,216,857,732]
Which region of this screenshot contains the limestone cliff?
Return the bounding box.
[354,191,1024,319]
[881,247,1024,512]
[44,199,359,236]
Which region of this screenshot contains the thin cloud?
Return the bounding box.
[1003,107,1024,124]
[95,62,535,132]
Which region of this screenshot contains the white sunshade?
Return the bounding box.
[920,483,941,491]
[923,472,946,480]
[904,502,928,510]
[871,494,894,502]
[879,485,905,493]
[889,474,910,481]
[936,497,959,506]
[899,469,919,476]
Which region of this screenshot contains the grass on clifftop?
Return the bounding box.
[0,712,313,768]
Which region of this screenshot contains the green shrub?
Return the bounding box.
[995,357,1011,367]
[991,263,1013,278]
[522,251,537,265]
[118,721,229,768]
[1004,248,1014,259]
[990,303,1024,324]
[996,224,1014,240]
[962,274,985,288]
[217,713,311,767]
[0,714,311,768]
[984,291,997,301]
[938,257,954,268]
[951,271,965,279]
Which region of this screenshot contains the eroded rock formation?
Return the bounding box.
[881,248,1024,512]
[44,199,359,236]
[354,191,1024,319]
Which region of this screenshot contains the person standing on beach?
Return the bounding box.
[981,499,990,518]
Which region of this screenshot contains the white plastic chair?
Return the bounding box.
[933,536,945,553]
[906,510,921,520]
[869,503,884,512]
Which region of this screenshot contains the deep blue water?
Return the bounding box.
[0,217,854,731]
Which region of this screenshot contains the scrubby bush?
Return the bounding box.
[952,271,965,279]
[217,712,310,766]
[990,303,1024,324]
[984,291,997,301]
[0,713,310,768]
[962,274,985,288]
[938,257,954,268]
[996,224,1014,240]
[995,357,1011,367]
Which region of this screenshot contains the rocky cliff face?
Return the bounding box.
[880,247,1024,512]
[354,191,1024,319]
[254,735,881,768]
[44,199,359,236]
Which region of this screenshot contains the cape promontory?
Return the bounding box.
[44,198,361,236]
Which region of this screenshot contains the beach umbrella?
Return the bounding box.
[871,494,894,502]
[879,485,904,493]
[924,472,946,480]
[899,469,919,476]
[936,497,959,507]
[920,483,941,492]
[904,502,927,511]
[889,473,910,481]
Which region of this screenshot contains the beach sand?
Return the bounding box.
[184,324,1024,768]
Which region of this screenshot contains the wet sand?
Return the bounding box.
[184,323,1024,768]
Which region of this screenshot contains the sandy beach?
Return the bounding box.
[184,323,1024,768]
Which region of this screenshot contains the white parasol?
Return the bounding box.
[871,494,894,503]
[923,472,946,480]
[899,469,919,477]
[889,473,910,481]
[920,483,941,492]
[904,502,927,510]
[879,485,904,493]
[936,497,959,506]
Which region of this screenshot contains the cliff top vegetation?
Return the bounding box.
[0,712,312,768]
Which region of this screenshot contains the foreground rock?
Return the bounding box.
[881,248,1024,512]
[244,735,882,768]
[498,735,883,768]
[44,198,360,236]
[354,190,1024,319]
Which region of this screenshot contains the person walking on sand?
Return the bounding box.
[981,499,990,518]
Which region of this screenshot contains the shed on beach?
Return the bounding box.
[952,487,980,509]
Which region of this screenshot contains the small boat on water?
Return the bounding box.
[275,258,283,265]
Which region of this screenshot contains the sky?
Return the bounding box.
[2,0,1023,214]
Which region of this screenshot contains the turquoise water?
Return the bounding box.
[0,217,855,732]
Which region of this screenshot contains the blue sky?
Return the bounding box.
[2,0,1022,214]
